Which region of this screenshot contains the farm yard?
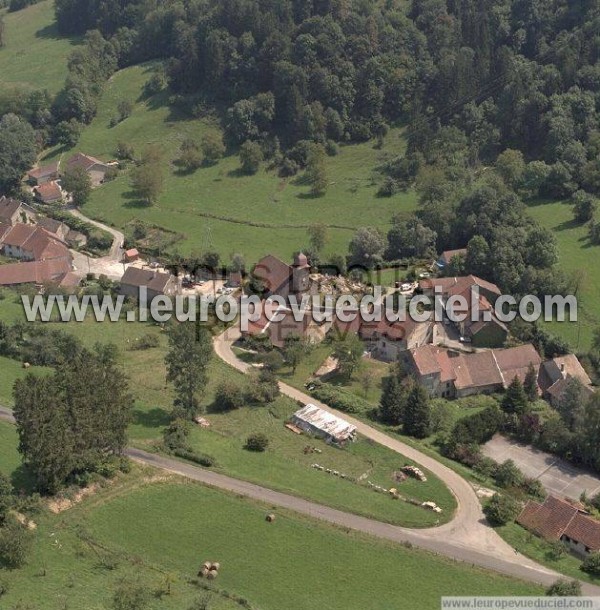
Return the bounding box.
[0,422,541,610]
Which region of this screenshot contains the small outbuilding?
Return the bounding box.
[123,248,140,263]
[290,404,357,445]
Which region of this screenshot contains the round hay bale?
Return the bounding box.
[22,362,30,369]
[199,567,210,578]
[203,561,211,570]
[211,562,220,571]
[207,570,218,580]
[266,513,276,523]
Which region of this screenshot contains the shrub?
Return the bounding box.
[310,384,371,414]
[244,433,269,452]
[112,579,149,610]
[494,460,524,489]
[246,369,280,404]
[546,579,581,596]
[172,448,215,467]
[581,551,600,576]
[0,516,34,569]
[213,379,246,411]
[130,333,160,350]
[163,419,191,451]
[483,493,520,526]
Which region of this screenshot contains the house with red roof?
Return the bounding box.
[252,253,311,299]
[1,224,71,263]
[64,153,112,186]
[406,343,542,399]
[33,181,65,204]
[517,495,600,558]
[27,162,60,186]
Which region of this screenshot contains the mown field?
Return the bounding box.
[528,200,600,351]
[0,426,542,610]
[39,62,416,262]
[0,0,80,94]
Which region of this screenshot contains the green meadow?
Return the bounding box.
[0,1,80,94]
[0,424,541,610]
[40,62,416,262]
[528,200,600,351]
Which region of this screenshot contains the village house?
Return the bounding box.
[0,197,37,227]
[0,224,71,263]
[27,162,60,186]
[119,267,179,305]
[0,258,75,289]
[36,217,88,249]
[243,300,313,348]
[406,343,542,399]
[517,495,600,558]
[436,248,467,270]
[253,252,312,299]
[538,353,595,407]
[33,181,65,205]
[421,275,506,347]
[290,404,357,445]
[65,152,112,186]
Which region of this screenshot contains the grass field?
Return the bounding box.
[39,62,416,262]
[0,1,80,94]
[527,200,599,351]
[0,300,457,527]
[0,467,542,610]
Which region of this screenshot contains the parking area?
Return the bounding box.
[482,434,600,500]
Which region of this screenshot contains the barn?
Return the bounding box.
[291,404,357,446]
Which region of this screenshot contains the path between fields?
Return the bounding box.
[68,208,126,280]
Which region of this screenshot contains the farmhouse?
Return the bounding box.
[406,344,542,399]
[1,224,71,263]
[517,496,600,558]
[0,197,36,226]
[119,267,178,304]
[291,404,357,445]
[253,253,311,299]
[244,300,312,348]
[538,354,595,406]
[33,181,64,204]
[436,248,467,270]
[65,152,112,186]
[27,161,60,186]
[0,258,74,288]
[420,275,502,304]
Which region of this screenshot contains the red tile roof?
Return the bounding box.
[27,162,59,180]
[253,254,292,295]
[2,224,70,262]
[517,496,600,551]
[0,258,72,286]
[34,181,63,203]
[439,248,467,265]
[66,152,107,172]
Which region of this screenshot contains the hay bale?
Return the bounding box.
[199,567,210,578]
[266,513,276,523]
[22,362,30,369]
[211,562,220,571]
[207,570,218,580]
[202,561,211,570]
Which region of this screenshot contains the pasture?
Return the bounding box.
[0,1,80,94]
[41,63,416,262]
[527,200,599,351]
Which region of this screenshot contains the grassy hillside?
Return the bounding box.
[528,200,599,351]
[42,63,416,262]
[0,420,540,609]
[0,1,80,94]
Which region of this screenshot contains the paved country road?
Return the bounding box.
[1,401,598,592]
[68,208,126,281]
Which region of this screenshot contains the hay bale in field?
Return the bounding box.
[22,362,30,369]
[211,562,221,571]
[202,561,211,570]
[266,513,276,523]
[207,570,218,580]
[198,567,210,578]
